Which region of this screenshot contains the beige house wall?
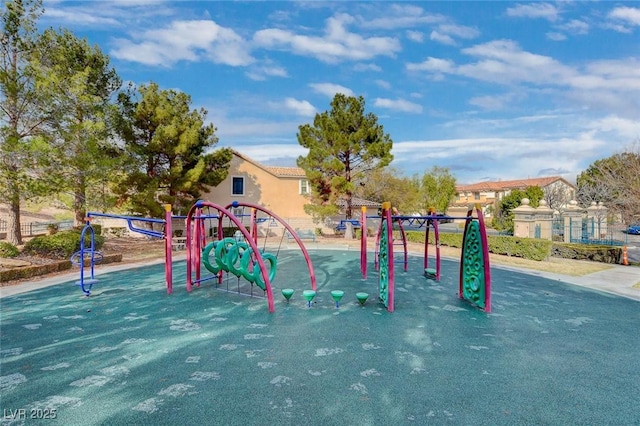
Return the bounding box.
[203,152,310,221]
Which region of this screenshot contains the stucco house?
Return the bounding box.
[453,176,577,214]
[202,150,318,231]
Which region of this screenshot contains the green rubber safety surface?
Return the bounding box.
[1,249,638,425]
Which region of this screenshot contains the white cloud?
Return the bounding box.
[608,6,640,27]
[309,83,355,98]
[546,32,567,41]
[373,98,423,114]
[353,63,382,72]
[406,57,454,73]
[468,95,510,111]
[375,80,391,90]
[391,133,605,181]
[430,31,456,46]
[44,8,121,26]
[111,20,253,67]
[253,13,401,63]
[587,116,640,141]
[437,23,480,39]
[245,63,288,81]
[43,1,175,28]
[359,4,445,29]
[506,3,559,22]
[559,19,590,35]
[406,30,424,43]
[283,98,317,117]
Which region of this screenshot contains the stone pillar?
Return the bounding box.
[586,201,608,239]
[534,200,554,240]
[563,200,583,243]
[513,198,536,238]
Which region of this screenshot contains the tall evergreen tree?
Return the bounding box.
[297,94,393,220]
[0,0,47,244]
[114,82,232,217]
[35,28,122,225]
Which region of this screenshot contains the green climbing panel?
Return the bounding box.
[461,220,486,309]
[379,219,389,308]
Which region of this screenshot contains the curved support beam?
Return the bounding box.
[186,201,276,313]
[225,201,317,291]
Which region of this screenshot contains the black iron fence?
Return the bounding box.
[0,219,74,239]
[552,217,629,246]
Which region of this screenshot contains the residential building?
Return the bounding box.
[454,176,577,213]
[202,150,316,230]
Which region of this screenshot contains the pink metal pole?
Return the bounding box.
[186,211,193,292]
[475,204,491,312]
[434,217,441,281]
[385,203,395,313]
[424,224,430,271]
[361,206,367,279]
[164,204,173,294]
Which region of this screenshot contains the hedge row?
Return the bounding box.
[405,230,626,264]
[552,243,622,264]
[405,231,553,261]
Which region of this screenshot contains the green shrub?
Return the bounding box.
[0,241,19,258]
[406,231,552,261]
[24,230,105,259]
[552,243,622,264]
[488,236,552,261]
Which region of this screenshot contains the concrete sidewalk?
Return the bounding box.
[490,262,640,301]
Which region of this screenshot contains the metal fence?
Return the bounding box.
[552,217,629,246]
[0,219,74,239]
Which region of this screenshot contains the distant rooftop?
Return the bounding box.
[457,176,575,192]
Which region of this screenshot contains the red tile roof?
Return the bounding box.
[263,166,306,177]
[456,176,575,192]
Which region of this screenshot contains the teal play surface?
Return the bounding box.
[1,249,639,425]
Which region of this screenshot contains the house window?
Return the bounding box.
[299,179,309,195]
[474,192,480,200]
[232,177,244,196]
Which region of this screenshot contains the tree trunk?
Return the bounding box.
[6,191,23,245]
[74,173,86,227]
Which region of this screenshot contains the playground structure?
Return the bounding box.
[74,201,316,312]
[185,200,316,313]
[73,199,489,313]
[360,202,491,313]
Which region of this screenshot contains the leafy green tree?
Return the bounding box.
[113,82,232,217]
[297,94,393,220]
[355,166,417,214]
[413,166,457,215]
[34,28,123,225]
[0,0,47,244]
[491,186,544,232]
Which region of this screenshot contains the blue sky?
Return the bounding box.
[42,1,640,184]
